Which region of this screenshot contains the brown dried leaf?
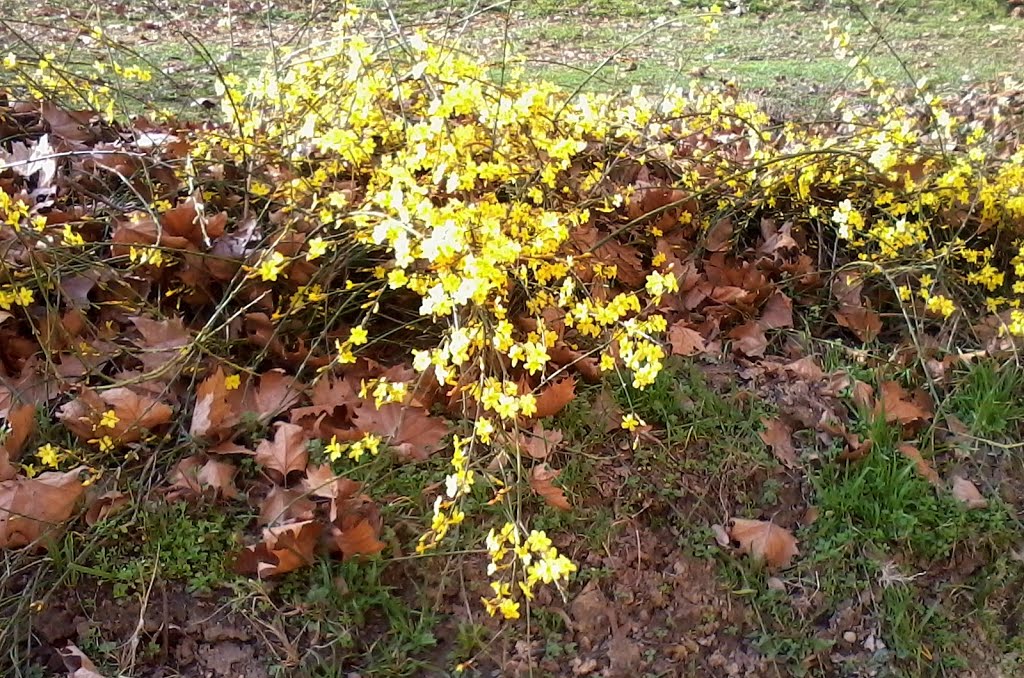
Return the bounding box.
[0,450,14,482]
[190,368,234,439]
[254,423,309,483]
[728,518,799,569]
[2,403,36,459]
[851,380,874,411]
[533,376,576,419]
[951,475,988,509]
[259,486,316,526]
[898,444,940,486]
[233,520,322,577]
[59,644,106,678]
[0,468,85,548]
[728,321,767,358]
[833,307,882,342]
[84,491,129,526]
[668,321,706,356]
[95,388,173,442]
[522,423,564,460]
[759,418,799,469]
[335,519,386,560]
[529,464,571,510]
[129,316,191,374]
[760,292,793,330]
[168,456,240,500]
[253,370,303,421]
[876,381,931,425]
[303,464,361,501]
[352,403,447,462]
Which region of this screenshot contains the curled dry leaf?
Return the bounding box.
[254,422,310,484]
[84,491,130,526]
[253,369,303,420]
[190,367,236,439]
[0,468,85,548]
[951,475,988,509]
[529,464,571,510]
[711,523,732,547]
[759,417,799,469]
[59,644,106,678]
[851,380,874,411]
[760,291,793,330]
[727,518,799,569]
[532,376,576,419]
[233,520,322,578]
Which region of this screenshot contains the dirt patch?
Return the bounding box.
[31,583,271,678]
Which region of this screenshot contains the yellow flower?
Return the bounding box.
[474,417,494,444]
[325,436,344,461]
[306,236,330,261]
[257,252,287,281]
[349,326,368,346]
[37,443,62,468]
[98,410,119,430]
[498,597,520,620]
[621,413,645,431]
[224,374,241,390]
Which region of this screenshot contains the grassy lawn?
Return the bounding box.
[1,1,1023,677]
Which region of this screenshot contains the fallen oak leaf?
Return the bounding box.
[530,464,571,510]
[951,475,988,509]
[0,468,85,548]
[727,518,799,569]
[254,423,309,484]
[759,418,799,469]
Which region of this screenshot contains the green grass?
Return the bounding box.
[57,500,245,598]
[946,360,1024,439]
[707,371,1024,674]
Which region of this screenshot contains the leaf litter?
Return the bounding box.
[0,9,1022,676]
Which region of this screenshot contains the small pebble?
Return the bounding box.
[843,631,857,644]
